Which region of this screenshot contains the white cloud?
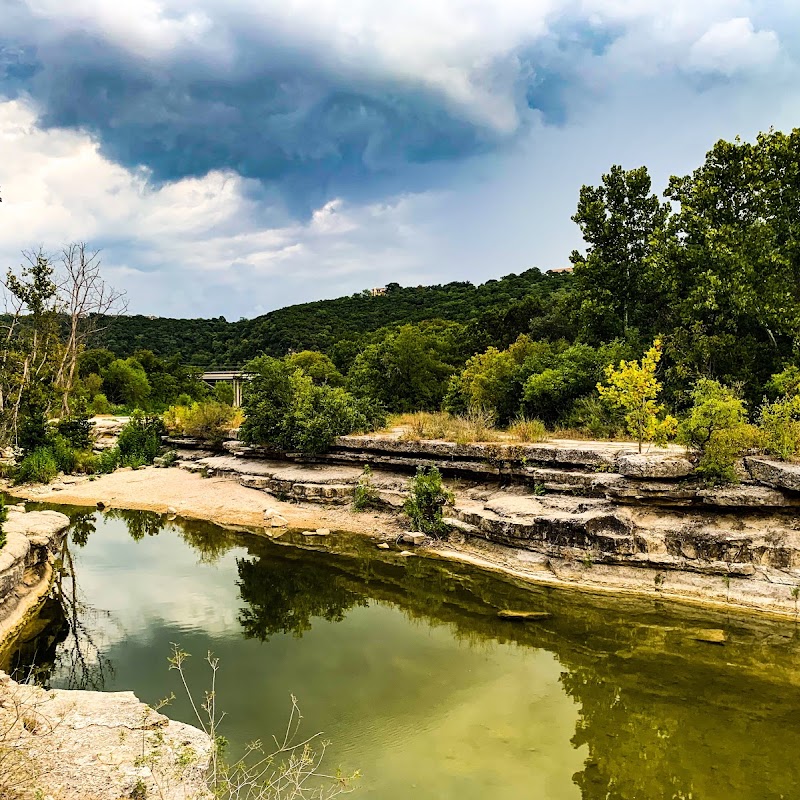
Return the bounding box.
[688,17,780,75]
[0,98,435,317]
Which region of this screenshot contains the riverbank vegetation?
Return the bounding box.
[4,127,800,485]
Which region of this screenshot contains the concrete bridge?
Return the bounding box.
[201,369,249,407]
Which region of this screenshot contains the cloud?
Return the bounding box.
[2,0,794,216]
[688,17,780,75]
[0,1,798,319]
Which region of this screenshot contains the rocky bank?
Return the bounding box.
[161,431,800,618]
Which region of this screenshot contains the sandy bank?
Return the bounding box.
[8,466,404,537]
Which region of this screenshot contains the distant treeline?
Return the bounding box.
[94,270,573,368]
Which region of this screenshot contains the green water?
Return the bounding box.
[6,505,800,799]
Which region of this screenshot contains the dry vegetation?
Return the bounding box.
[389,411,549,445]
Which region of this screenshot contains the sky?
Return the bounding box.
[1,0,798,319]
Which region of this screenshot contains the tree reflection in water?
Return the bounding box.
[237,549,367,641]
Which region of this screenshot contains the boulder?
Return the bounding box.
[616,452,694,479]
[691,628,726,644]
[269,515,289,528]
[399,531,426,546]
[746,458,800,493]
[316,528,331,536]
[377,543,390,550]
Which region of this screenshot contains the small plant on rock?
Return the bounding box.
[353,465,379,512]
[403,466,454,537]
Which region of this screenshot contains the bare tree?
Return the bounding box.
[54,243,127,415]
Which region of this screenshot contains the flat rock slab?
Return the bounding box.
[698,484,799,507]
[746,458,800,492]
[616,453,694,479]
[4,509,70,544]
[690,628,727,644]
[0,672,212,800]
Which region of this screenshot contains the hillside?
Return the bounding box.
[97,269,572,366]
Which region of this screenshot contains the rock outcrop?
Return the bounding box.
[0,672,211,800]
[0,508,70,644]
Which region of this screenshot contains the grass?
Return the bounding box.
[387,411,551,445]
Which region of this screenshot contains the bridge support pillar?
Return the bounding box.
[232,379,243,408]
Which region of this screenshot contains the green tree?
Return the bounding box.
[597,339,677,452]
[102,358,151,407]
[347,324,456,412]
[286,351,344,386]
[657,130,800,401]
[570,165,668,341]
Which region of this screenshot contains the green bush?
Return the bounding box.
[91,393,112,415]
[49,434,78,474]
[679,380,748,450]
[96,447,121,474]
[16,448,59,484]
[164,400,240,443]
[353,465,379,511]
[117,412,164,466]
[564,395,626,439]
[18,408,50,455]
[759,396,800,460]
[56,414,94,449]
[697,424,763,483]
[241,359,385,454]
[403,466,454,536]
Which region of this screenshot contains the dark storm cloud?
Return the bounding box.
[0,6,593,213]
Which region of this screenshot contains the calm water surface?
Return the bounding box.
[5,504,800,799]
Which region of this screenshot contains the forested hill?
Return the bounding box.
[97,269,571,366]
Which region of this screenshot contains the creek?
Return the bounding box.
[3,503,800,799]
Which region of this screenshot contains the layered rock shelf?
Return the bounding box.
[163,431,800,616]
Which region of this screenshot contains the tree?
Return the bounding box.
[54,243,126,415]
[347,324,456,412]
[656,131,800,401]
[597,339,677,452]
[570,165,669,341]
[102,358,151,407]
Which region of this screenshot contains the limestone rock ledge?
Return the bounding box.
[0,508,70,644]
[0,672,212,800]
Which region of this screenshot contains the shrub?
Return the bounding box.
[759,396,800,460]
[563,395,626,439]
[241,361,385,454]
[48,434,78,474]
[96,447,121,474]
[15,448,58,484]
[117,412,164,466]
[56,414,94,449]
[91,393,112,415]
[508,416,548,443]
[697,423,762,483]
[18,409,50,455]
[403,466,454,536]
[164,400,240,444]
[353,465,379,511]
[679,380,748,450]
